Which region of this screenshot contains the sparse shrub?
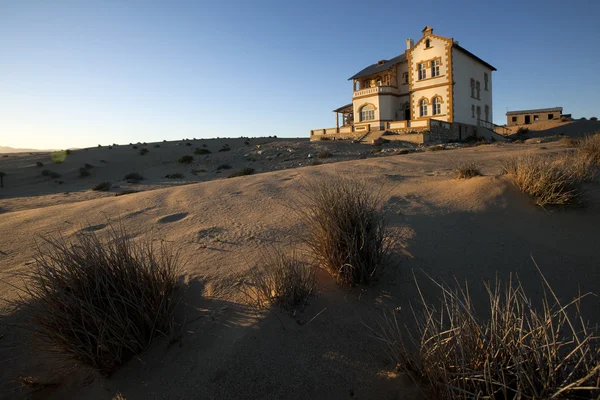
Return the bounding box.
[372,269,600,400]
[561,136,580,147]
[42,169,61,179]
[578,133,600,165]
[13,224,181,374]
[163,140,167,143]
[239,248,315,310]
[66,149,72,155]
[309,160,323,166]
[91,182,111,191]
[216,164,231,170]
[218,145,230,152]
[36,162,43,168]
[591,116,598,121]
[0,171,5,188]
[132,145,138,149]
[84,163,93,169]
[139,148,149,156]
[164,173,184,179]
[154,144,160,148]
[194,148,211,155]
[516,127,529,135]
[97,144,102,148]
[123,172,144,182]
[454,161,481,179]
[502,154,583,207]
[79,167,91,178]
[227,167,254,178]
[185,142,192,147]
[317,151,332,159]
[244,140,250,145]
[191,169,206,174]
[108,146,113,150]
[294,177,392,286]
[178,155,193,164]
[427,145,445,151]
[114,190,139,197]
[202,144,207,148]
[398,149,410,155]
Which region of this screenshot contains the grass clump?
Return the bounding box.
[139,148,149,156]
[216,164,232,170]
[453,161,481,179]
[164,173,184,179]
[79,167,91,178]
[227,167,254,178]
[36,161,44,168]
[502,154,586,207]
[239,248,315,310]
[91,182,112,191]
[194,148,211,155]
[41,169,61,179]
[123,172,144,182]
[372,268,600,400]
[295,177,392,286]
[317,151,332,159]
[13,224,182,374]
[178,155,193,164]
[578,133,600,165]
[218,144,230,152]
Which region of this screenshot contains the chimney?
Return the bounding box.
[406,38,414,50]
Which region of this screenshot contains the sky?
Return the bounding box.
[1,0,599,149]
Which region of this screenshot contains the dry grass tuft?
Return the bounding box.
[12,224,182,374]
[227,167,254,178]
[453,161,481,179]
[578,133,600,165]
[295,176,393,286]
[372,267,600,400]
[502,154,585,207]
[91,181,112,191]
[239,247,316,310]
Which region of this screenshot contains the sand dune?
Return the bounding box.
[1,139,598,399]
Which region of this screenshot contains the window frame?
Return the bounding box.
[484,73,489,91]
[485,105,489,122]
[418,63,427,80]
[471,105,475,118]
[431,59,440,77]
[360,105,375,122]
[432,97,442,115]
[476,81,481,99]
[419,99,428,117]
[470,78,475,98]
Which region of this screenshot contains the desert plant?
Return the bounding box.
[178,155,193,164]
[91,182,112,191]
[191,169,206,174]
[454,161,481,179]
[309,160,323,166]
[227,167,254,178]
[41,169,61,179]
[194,148,211,155]
[239,248,316,310]
[12,223,182,374]
[84,163,94,169]
[502,154,584,207]
[294,177,392,286]
[154,144,160,148]
[216,164,232,170]
[36,161,44,168]
[0,171,5,188]
[164,173,184,179]
[132,145,138,149]
[591,116,598,121]
[372,268,600,400]
[317,151,332,159]
[139,148,149,156]
[218,144,230,152]
[578,133,600,165]
[79,167,91,178]
[516,127,530,135]
[123,172,144,182]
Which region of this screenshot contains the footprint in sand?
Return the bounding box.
[157,212,188,224]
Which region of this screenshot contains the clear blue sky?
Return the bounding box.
[1,0,599,149]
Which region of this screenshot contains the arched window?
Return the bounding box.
[419,99,428,117]
[432,97,442,115]
[360,105,375,121]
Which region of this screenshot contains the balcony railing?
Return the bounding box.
[353,85,400,98]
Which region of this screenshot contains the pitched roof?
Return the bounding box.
[348,54,406,80]
[332,103,353,113]
[506,107,563,115]
[452,43,497,71]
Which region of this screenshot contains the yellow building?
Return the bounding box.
[311,26,506,143]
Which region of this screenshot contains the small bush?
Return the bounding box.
[218,145,230,152]
[516,127,529,135]
[427,145,445,152]
[239,248,316,310]
[123,172,144,182]
[84,163,94,169]
[591,116,598,121]
[454,161,481,179]
[14,224,181,374]
[216,164,232,170]
[373,269,600,400]
[309,160,323,166]
[91,182,112,191]
[132,145,138,149]
[502,154,583,207]
[42,169,61,179]
[79,167,91,178]
[227,167,254,178]
[578,133,600,165]
[295,177,392,286]
[185,142,192,147]
[561,136,580,147]
[317,151,332,159]
[164,173,184,179]
[202,144,207,148]
[36,162,44,168]
[191,169,206,174]
[178,155,194,164]
[194,148,211,155]
[154,144,160,148]
[139,148,149,156]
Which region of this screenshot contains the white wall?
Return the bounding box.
[410,36,450,92]
[451,48,494,125]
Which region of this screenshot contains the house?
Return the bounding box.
[506,107,563,126]
[310,26,505,143]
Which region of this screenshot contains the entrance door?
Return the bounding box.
[404,104,410,120]
[524,115,531,124]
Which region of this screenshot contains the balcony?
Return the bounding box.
[353,85,400,98]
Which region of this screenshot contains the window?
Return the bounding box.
[471,105,475,118]
[402,72,408,84]
[470,79,475,97]
[419,99,428,117]
[418,63,427,80]
[548,113,554,119]
[534,115,539,121]
[432,97,441,115]
[364,79,371,88]
[476,81,481,99]
[425,39,431,48]
[485,105,489,122]
[512,116,517,122]
[484,73,489,91]
[431,59,440,77]
[360,105,375,121]
[376,78,382,86]
[476,106,481,120]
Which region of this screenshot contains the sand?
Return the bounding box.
[1,137,599,399]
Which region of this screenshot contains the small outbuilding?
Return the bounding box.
[506,107,563,126]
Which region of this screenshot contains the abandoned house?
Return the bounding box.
[505,107,563,126]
